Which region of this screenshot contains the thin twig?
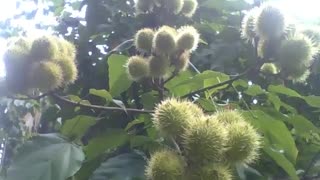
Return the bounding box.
[7,92,52,101]
[51,93,154,114]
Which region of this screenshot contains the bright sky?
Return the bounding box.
[0,0,320,77]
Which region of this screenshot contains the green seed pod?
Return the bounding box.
[171,51,190,71]
[224,121,261,164]
[149,55,170,77]
[153,26,177,55]
[241,7,259,40]
[278,34,315,79]
[30,35,59,61]
[57,58,78,85]
[135,28,155,52]
[260,63,279,75]
[145,150,185,180]
[29,61,63,91]
[176,26,200,52]
[180,0,198,17]
[214,110,245,125]
[155,0,184,14]
[58,38,77,61]
[187,165,232,180]
[135,0,154,13]
[127,56,150,81]
[257,38,282,59]
[301,26,320,46]
[153,98,204,139]
[182,116,227,165]
[255,4,285,39]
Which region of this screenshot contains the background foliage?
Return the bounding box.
[0,0,320,179]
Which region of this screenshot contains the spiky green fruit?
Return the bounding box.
[182,116,227,165]
[180,0,198,17]
[155,0,184,14]
[136,0,154,13]
[149,55,170,77]
[302,26,320,46]
[224,121,261,164]
[127,56,150,81]
[57,58,78,85]
[278,34,315,81]
[257,38,281,59]
[153,26,177,54]
[241,7,259,40]
[214,110,245,125]
[57,38,77,61]
[171,51,190,71]
[145,150,185,180]
[135,28,155,52]
[29,61,63,91]
[255,5,285,39]
[30,35,59,61]
[260,63,279,75]
[153,98,203,139]
[176,26,199,52]
[187,165,232,180]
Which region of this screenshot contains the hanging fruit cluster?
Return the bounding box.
[241,3,320,82]
[135,0,198,18]
[126,25,200,81]
[4,35,78,94]
[145,98,261,180]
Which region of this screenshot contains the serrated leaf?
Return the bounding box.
[89,89,113,102]
[108,54,133,97]
[6,134,85,180]
[90,152,146,180]
[268,85,301,98]
[61,115,97,140]
[244,85,265,96]
[84,129,128,160]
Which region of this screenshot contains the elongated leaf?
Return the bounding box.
[89,89,113,102]
[268,85,301,98]
[61,115,97,140]
[90,152,146,180]
[108,54,132,97]
[286,115,320,138]
[84,129,128,160]
[6,134,85,180]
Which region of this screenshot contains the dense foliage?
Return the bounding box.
[0,0,320,179]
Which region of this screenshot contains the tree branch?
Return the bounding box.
[51,93,154,114]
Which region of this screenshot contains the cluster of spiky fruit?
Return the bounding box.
[145,98,261,180]
[4,35,78,94]
[241,4,320,82]
[135,0,198,18]
[126,25,200,81]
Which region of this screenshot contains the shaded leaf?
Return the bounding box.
[61,115,97,140]
[89,89,113,102]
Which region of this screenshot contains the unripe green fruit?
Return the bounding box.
[224,121,261,164]
[155,0,184,14]
[153,26,177,54]
[214,110,245,125]
[182,116,227,165]
[127,56,150,81]
[285,65,310,83]
[58,38,77,61]
[149,55,170,77]
[255,5,285,39]
[260,63,279,75]
[257,38,281,59]
[241,7,259,40]
[302,27,320,46]
[187,165,232,180]
[136,0,154,13]
[30,35,59,61]
[145,150,185,180]
[180,0,198,17]
[171,51,190,71]
[29,61,63,91]
[135,28,154,52]
[57,58,78,85]
[153,98,203,139]
[278,34,314,71]
[176,26,199,52]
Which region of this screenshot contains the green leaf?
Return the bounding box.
[243,111,298,164]
[108,54,133,97]
[304,95,320,108]
[6,134,84,180]
[268,85,301,98]
[110,39,134,53]
[61,116,96,140]
[286,115,320,138]
[89,89,113,102]
[244,85,265,96]
[90,152,146,180]
[84,129,128,160]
